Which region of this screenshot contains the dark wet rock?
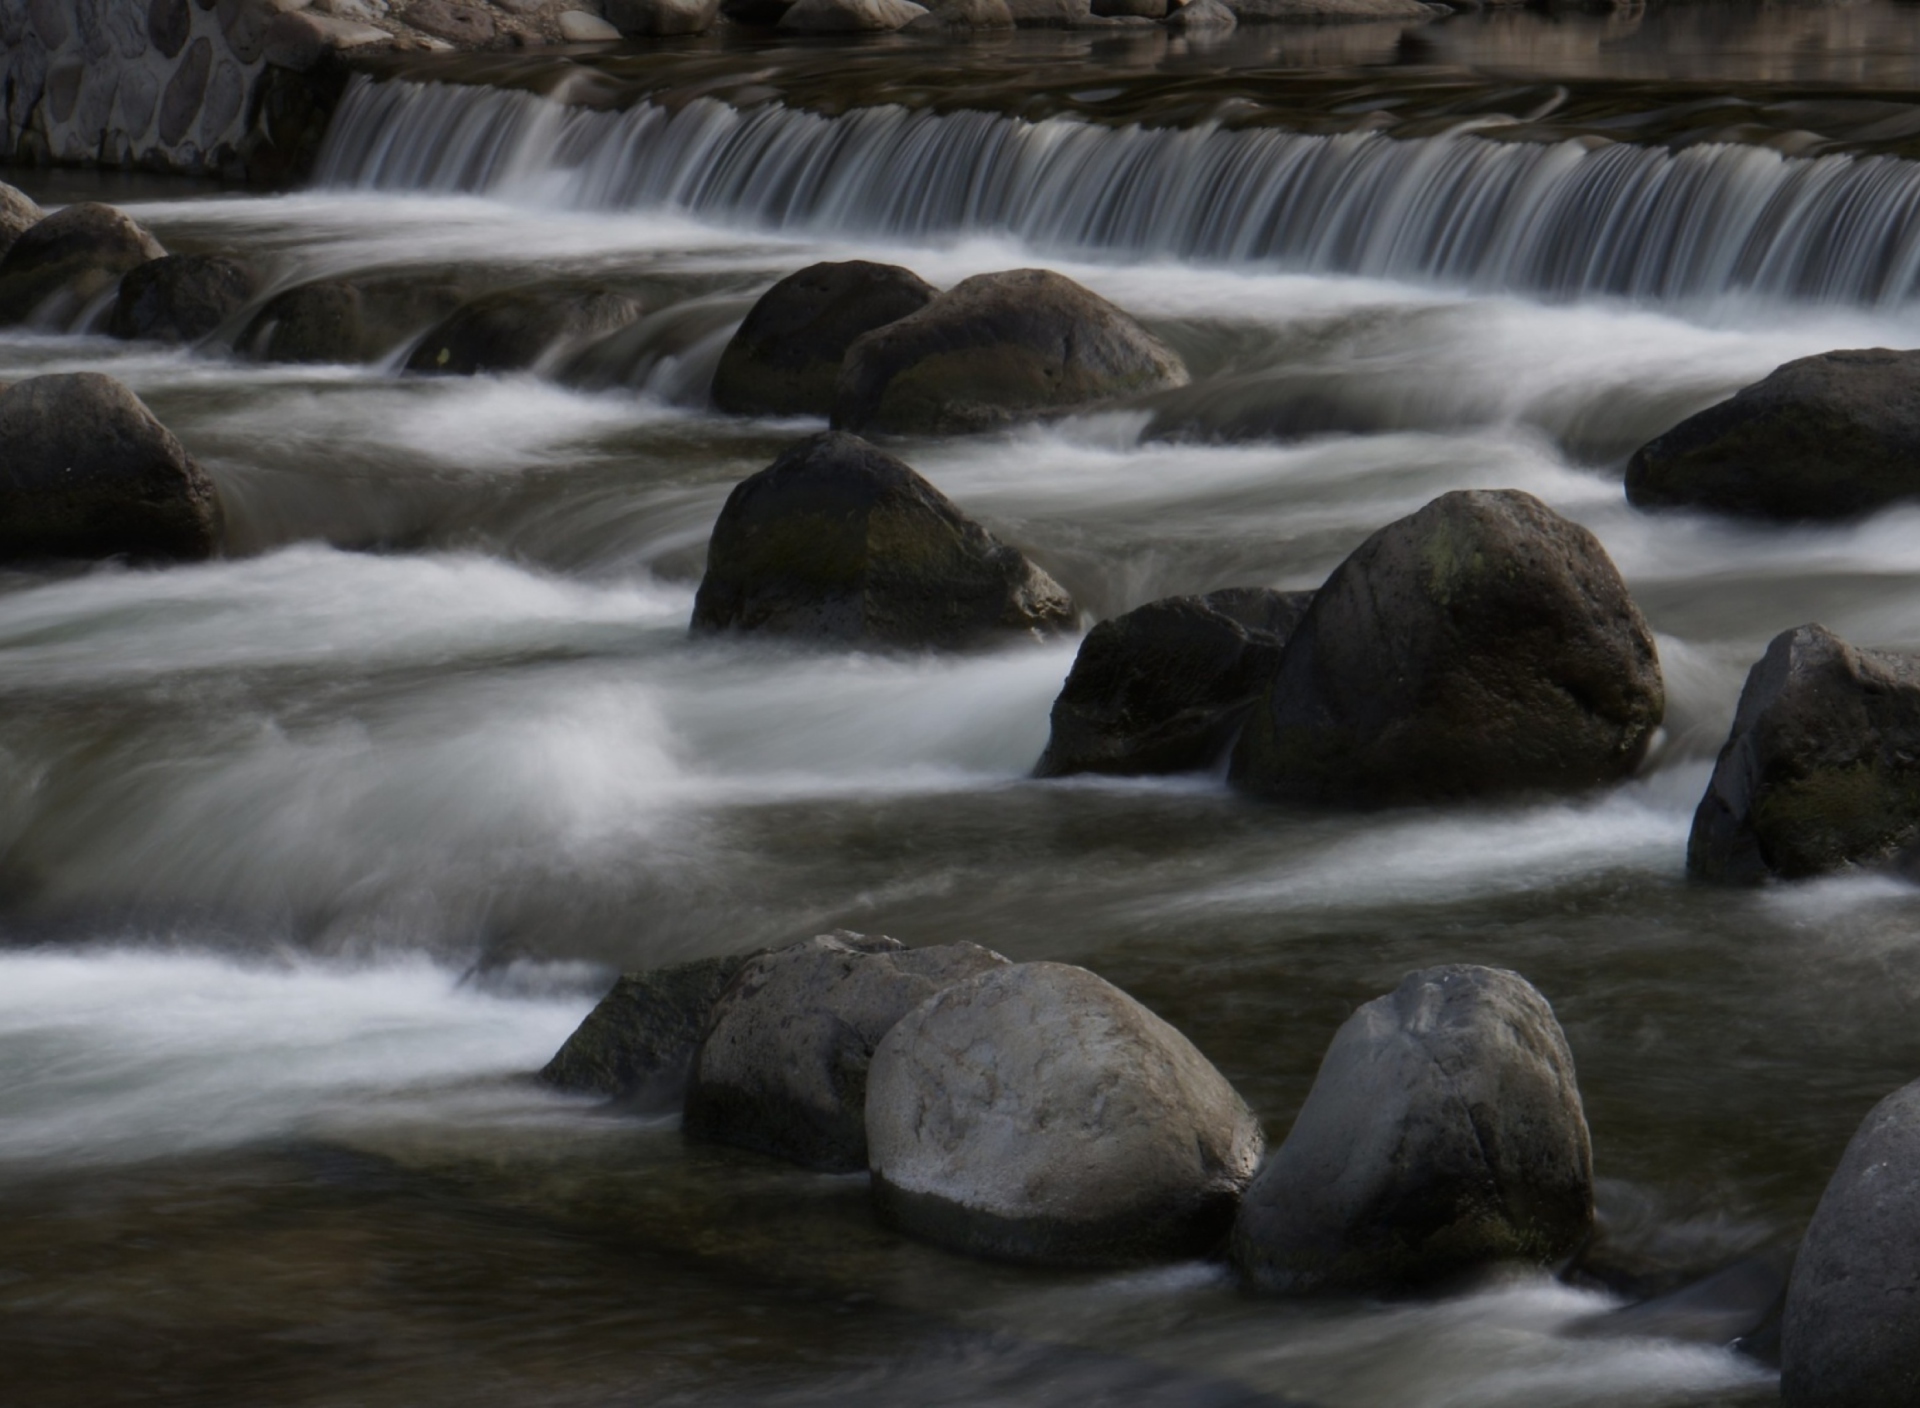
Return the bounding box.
[1570,1254,1789,1351]
[0,202,165,325]
[1627,350,1920,522]
[540,954,749,1111]
[832,268,1188,436]
[404,286,642,377]
[0,183,44,263]
[1230,0,1434,16]
[604,0,722,31]
[1094,0,1165,15]
[1230,489,1664,806]
[402,0,497,42]
[690,431,1076,648]
[244,276,469,365]
[905,0,1015,25]
[149,0,192,57]
[108,254,259,345]
[712,261,938,419]
[778,0,928,27]
[1688,624,1920,884]
[720,0,796,22]
[1782,1078,1920,1407]
[684,931,1008,1172]
[867,960,1265,1266]
[1035,588,1313,778]
[1005,0,1091,22]
[1165,0,1235,25]
[0,373,222,561]
[1233,965,1592,1295]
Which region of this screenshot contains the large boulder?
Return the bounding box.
[108,254,260,345]
[1229,489,1664,805]
[1627,350,1920,521]
[1228,0,1435,16]
[866,961,1265,1266]
[905,0,1016,26]
[244,276,469,365]
[1232,965,1593,1295]
[404,286,642,377]
[690,431,1076,648]
[1165,0,1235,26]
[683,932,1008,1172]
[0,203,165,325]
[832,269,1188,436]
[0,374,222,561]
[0,183,45,263]
[712,261,938,419]
[1688,624,1920,884]
[540,954,749,1111]
[1781,1078,1920,1407]
[1035,587,1313,778]
[604,0,723,30]
[778,0,928,27]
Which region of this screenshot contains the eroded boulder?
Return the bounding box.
[867,961,1265,1265]
[1229,0,1434,16]
[404,285,642,376]
[604,0,723,34]
[1232,965,1593,1295]
[712,261,938,418]
[540,954,750,1111]
[108,254,260,345]
[684,931,1008,1171]
[0,183,45,263]
[778,0,928,26]
[0,202,165,325]
[690,431,1076,647]
[832,268,1188,435]
[244,276,469,365]
[1230,489,1664,805]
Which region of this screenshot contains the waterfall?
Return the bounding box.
[315,75,1920,305]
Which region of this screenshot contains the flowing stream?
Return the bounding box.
[9,17,1920,1407]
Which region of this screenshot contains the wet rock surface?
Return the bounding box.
[403,286,642,377]
[0,184,45,263]
[778,0,931,28]
[244,275,469,365]
[108,254,260,345]
[541,955,750,1110]
[604,0,724,33]
[0,202,165,326]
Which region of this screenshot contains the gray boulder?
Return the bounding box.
[832,268,1188,436]
[1036,587,1313,778]
[404,285,642,377]
[684,932,1008,1172]
[1781,1078,1920,1407]
[1232,965,1593,1295]
[0,373,222,561]
[1165,0,1235,26]
[108,254,260,345]
[1229,0,1434,16]
[778,0,928,27]
[244,276,469,365]
[1689,624,1920,884]
[540,954,749,1111]
[905,0,1016,25]
[1230,489,1664,806]
[604,0,723,34]
[1627,349,1920,521]
[690,431,1076,648]
[712,261,938,419]
[0,183,45,263]
[866,961,1265,1266]
[0,203,165,325]
[1093,0,1165,15]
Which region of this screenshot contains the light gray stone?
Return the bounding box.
[557,7,621,36]
[1166,0,1233,26]
[0,185,44,263]
[262,8,390,65]
[905,0,1014,24]
[778,0,927,29]
[604,0,721,30]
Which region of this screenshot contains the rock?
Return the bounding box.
[833,269,1188,436]
[603,0,720,31]
[712,261,938,419]
[1093,0,1164,15]
[1626,349,1920,522]
[1229,489,1664,806]
[107,254,259,345]
[556,8,622,36]
[1005,0,1090,22]
[684,932,1008,1172]
[0,202,165,326]
[401,0,495,42]
[540,954,749,1110]
[261,9,390,68]
[777,0,927,27]
[403,286,641,376]
[0,183,45,263]
[904,0,1014,25]
[720,0,794,21]
[1687,624,1920,884]
[244,276,469,365]
[1228,0,1434,16]
[1781,1078,1920,1407]
[1233,965,1593,1295]
[866,961,1265,1266]
[690,431,1076,648]
[1035,588,1312,778]
[0,373,222,561]
[1165,0,1234,26]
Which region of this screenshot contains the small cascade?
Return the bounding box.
[316,75,1920,306]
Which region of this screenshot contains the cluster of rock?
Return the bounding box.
[544,933,1594,1283]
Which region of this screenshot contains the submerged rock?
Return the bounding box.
[1688,624,1920,883]
[0,203,165,325]
[244,276,469,365]
[778,0,929,27]
[866,961,1265,1266]
[604,0,723,34]
[1782,1078,1920,1407]
[0,373,222,561]
[404,286,642,377]
[0,183,45,263]
[1627,350,1920,521]
[1230,489,1664,806]
[1036,588,1313,778]
[541,954,749,1111]
[832,268,1188,436]
[690,431,1076,647]
[684,932,1008,1172]
[712,261,938,418]
[108,255,260,345]
[1232,965,1592,1295]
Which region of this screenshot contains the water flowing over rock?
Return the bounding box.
[541,954,749,1110]
[1036,588,1313,778]
[778,0,928,27]
[1232,965,1593,1295]
[403,286,642,377]
[108,254,259,345]
[1689,624,1920,883]
[712,261,938,418]
[832,269,1187,435]
[690,431,1076,648]
[604,0,723,35]
[1628,349,1920,521]
[244,276,469,365]
[866,961,1265,1266]
[0,373,222,561]
[684,932,1008,1172]
[1781,1078,1920,1408]
[1229,489,1664,806]
[0,202,165,326]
